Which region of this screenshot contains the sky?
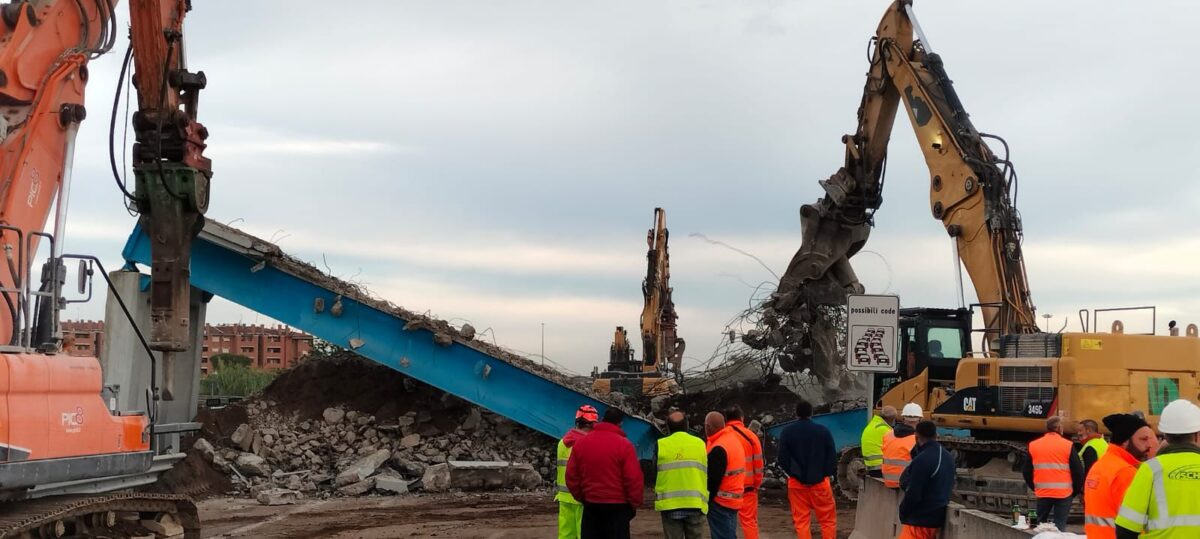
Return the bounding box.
[58,0,1200,375]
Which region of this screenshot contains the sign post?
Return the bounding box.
[846,294,900,421]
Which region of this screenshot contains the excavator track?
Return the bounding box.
[0,492,198,539]
[837,435,1075,515]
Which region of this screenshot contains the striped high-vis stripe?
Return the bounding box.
[1114,450,1200,537]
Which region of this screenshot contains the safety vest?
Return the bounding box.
[864,412,892,470]
[728,420,764,490]
[860,415,891,473]
[1115,446,1200,538]
[1080,436,1109,461]
[555,438,579,504]
[706,427,746,510]
[1029,432,1074,499]
[1083,444,1140,539]
[654,432,710,514]
[881,430,916,488]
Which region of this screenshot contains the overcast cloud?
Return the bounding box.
[58,1,1200,373]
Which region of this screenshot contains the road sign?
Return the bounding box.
[846,294,899,373]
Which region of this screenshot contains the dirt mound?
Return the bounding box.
[150,448,233,497]
[258,351,421,422]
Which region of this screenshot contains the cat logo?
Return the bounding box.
[962,397,977,412]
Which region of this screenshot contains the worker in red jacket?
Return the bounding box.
[565,407,645,539]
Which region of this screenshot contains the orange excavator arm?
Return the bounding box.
[769,0,1038,373]
[0,0,209,397]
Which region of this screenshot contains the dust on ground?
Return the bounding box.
[197,490,855,539]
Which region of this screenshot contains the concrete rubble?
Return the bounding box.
[193,352,557,501]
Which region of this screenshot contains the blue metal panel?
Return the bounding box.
[766,409,869,452]
[765,409,971,451]
[122,225,660,459]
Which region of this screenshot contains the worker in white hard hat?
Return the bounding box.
[880,403,923,488]
[1115,399,1200,539]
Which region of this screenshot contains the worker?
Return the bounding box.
[1115,399,1200,539]
[861,405,897,478]
[654,411,708,539]
[777,399,837,539]
[898,421,955,539]
[1023,416,1085,532]
[704,412,745,539]
[1078,419,1109,477]
[555,404,598,539]
[1083,413,1159,539]
[565,407,644,539]
[724,405,764,539]
[881,403,922,488]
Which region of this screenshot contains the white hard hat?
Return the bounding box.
[902,403,924,418]
[1158,399,1200,435]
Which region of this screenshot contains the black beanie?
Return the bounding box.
[1103,413,1149,445]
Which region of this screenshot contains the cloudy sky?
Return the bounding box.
[59,1,1200,374]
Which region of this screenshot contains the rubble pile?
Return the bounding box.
[192,351,554,501]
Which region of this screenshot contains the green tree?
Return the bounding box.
[210,353,252,370]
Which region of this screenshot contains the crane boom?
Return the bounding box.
[769,0,1038,374]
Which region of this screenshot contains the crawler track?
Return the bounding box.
[0,492,198,538]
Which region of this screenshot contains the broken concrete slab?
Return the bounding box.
[193,438,216,463]
[337,477,375,496]
[400,434,421,448]
[335,448,391,487]
[231,424,254,452]
[234,453,271,477]
[323,407,346,425]
[374,475,410,494]
[256,488,301,506]
[462,408,482,431]
[420,461,545,492]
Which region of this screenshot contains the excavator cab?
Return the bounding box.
[873,307,972,406]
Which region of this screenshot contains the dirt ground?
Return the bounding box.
[197,490,855,538]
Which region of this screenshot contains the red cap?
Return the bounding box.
[576,405,599,423]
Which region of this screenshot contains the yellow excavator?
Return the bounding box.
[593,208,684,398]
[770,0,1200,509]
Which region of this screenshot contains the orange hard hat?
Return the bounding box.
[576,405,599,423]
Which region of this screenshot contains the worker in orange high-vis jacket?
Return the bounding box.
[724,405,763,539]
[881,403,923,488]
[704,412,745,539]
[777,399,837,539]
[1023,416,1085,532]
[1082,413,1158,539]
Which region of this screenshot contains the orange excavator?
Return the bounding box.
[0,0,208,534]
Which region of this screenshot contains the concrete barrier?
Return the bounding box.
[851,478,1035,539]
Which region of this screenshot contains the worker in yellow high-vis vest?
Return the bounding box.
[1115,399,1200,539]
[555,404,598,539]
[861,405,897,478]
[1077,418,1109,477]
[655,410,709,539]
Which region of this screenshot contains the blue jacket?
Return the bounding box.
[776,419,836,486]
[898,440,955,528]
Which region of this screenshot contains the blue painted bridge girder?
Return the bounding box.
[122,223,660,459]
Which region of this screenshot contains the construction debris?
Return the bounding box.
[420,461,543,492]
[189,351,557,499]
